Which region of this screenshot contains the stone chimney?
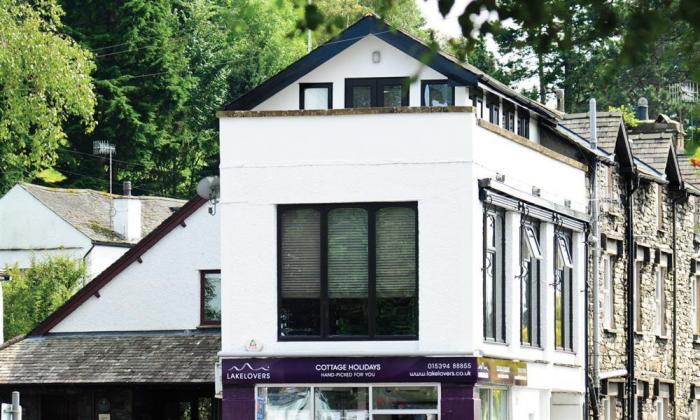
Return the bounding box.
[555,89,565,112]
[636,97,649,120]
[112,181,142,242]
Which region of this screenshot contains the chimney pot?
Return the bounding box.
[123,181,132,196]
[555,89,565,112]
[636,97,649,120]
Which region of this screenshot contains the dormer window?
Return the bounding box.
[300,83,332,110]
[421,80,454,106]
[345,78,409,108]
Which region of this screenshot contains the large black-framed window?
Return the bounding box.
[483,207,506,342]
[487,95,500,126]
[520,217,542,347]
[300,83,333,110]
[554,228,574,351]
[345,77,409,108]
[503,101,516,132]
[278,202,418,340]
[421,80,454,106]
[517,111,530,139]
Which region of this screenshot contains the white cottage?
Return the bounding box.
[218,15,597,420]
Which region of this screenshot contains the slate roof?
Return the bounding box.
[678,152,700,190]
[560,112,624,153]
[628,132,674,175]
[0,332,220,384]
[19,183,185,245]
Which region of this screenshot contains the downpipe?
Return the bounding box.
[626,175,639,420]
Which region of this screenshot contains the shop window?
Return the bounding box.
[278,203,417,340]
[655,263,668,336]
[300,83,332,110]
[200,270,221,325]
[345,78,409,108]
[520,218,542,347]
[554,229,574,351]
[517,111,530,139]
[256,386,438,419]
[484,208,506,343]
[421,80,454,106]
[603,254,616,330]
[479,387,509,420]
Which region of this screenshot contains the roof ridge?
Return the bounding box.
[19,182,184,202]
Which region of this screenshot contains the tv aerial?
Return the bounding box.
[197,175,220,215]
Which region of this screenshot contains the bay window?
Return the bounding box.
[520,218,542,346]
[278,203,417,340]
[484,208,506,342]
[554,229,574,351]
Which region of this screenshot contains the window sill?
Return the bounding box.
[603,327,618,334]
[554,348,576,355]
[634,330,644,337]
[483,339,509,346]
[197,324,221,329]
[693,335,700,345]
[520,344,544,351]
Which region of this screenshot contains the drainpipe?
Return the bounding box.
[626,174,639,420]
[589,98,602,416]
[671,188,687,420]
[584,229,592,419]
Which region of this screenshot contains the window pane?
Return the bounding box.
[203,272,221,322]
[376,207,417,336]
[424,83,452,106]
[280,209,321,336]
[372,387,437,410]
[328,208,368,335]
[382,84,403,107]
[480,389,491,420]
[258,387,312,420]
[491,389,508,420]
[304,87,329,110]
[352,86,372,108]
[314,387,368,419]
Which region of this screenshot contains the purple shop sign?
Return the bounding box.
[222,356,478,385]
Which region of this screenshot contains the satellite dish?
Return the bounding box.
[197,176,220,201]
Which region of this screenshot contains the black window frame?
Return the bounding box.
[503,101,516,132]
[554,228,574,351]
[483,207,507,343]
[517,110,530,139]
[420,79,455,106]
[200,269,222,326]
[345,77,410,108]
[277,202,419,341]
[520,217,542,347]
[299,83,333,110]
[486,94,500,126]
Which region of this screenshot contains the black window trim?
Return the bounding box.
[345,77,410,108]
[277,201,419,342]
[420,79,455,106]
[483,207,507,343]
[520,216,542,348]
[299,82,333,110]
[554,228,575,352]
[200,269,222,326]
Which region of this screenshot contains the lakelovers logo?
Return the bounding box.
[226,362,271,381]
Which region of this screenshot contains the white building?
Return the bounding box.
[0,182,185,278]
[218,16,597,420]
[0,196,222,419]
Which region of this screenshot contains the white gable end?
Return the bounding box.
[50,203,220,333]
[254,35,469,111]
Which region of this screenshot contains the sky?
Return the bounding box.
[415,0,546,104]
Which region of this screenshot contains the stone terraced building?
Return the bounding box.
[564,110,700,420]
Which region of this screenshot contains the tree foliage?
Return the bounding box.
[3,255,86,340]
[0,0,95,193]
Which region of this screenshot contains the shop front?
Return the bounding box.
[221,356,527,420]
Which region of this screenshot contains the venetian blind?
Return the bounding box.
[328,208,368,298]
[280,208,321,298]
[376,207,417,298]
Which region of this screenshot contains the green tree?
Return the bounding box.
[0,0,95,193]
[57,0,305,197]
[3,256,86,340]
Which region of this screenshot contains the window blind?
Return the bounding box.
[376,207,417,298]
[328,208,368,298]
[281,208,321,298]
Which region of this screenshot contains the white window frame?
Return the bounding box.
[255,383,441,419]
[693,274,700,336]
[655,263,667,336]
[634,256,643,332]
[656,383,670,420]
[522,224,543,261]
[556,235,573,269]
[603,254,614,330]
[656,184,664,231]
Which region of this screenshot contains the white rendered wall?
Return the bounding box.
[254,35,448,111]
[0,185,91,270]
[85,245,129,279]
[50,204,220,332]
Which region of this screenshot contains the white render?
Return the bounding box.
[50,203,220,333]
[0,185,92,270]
[112,197,142,242]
